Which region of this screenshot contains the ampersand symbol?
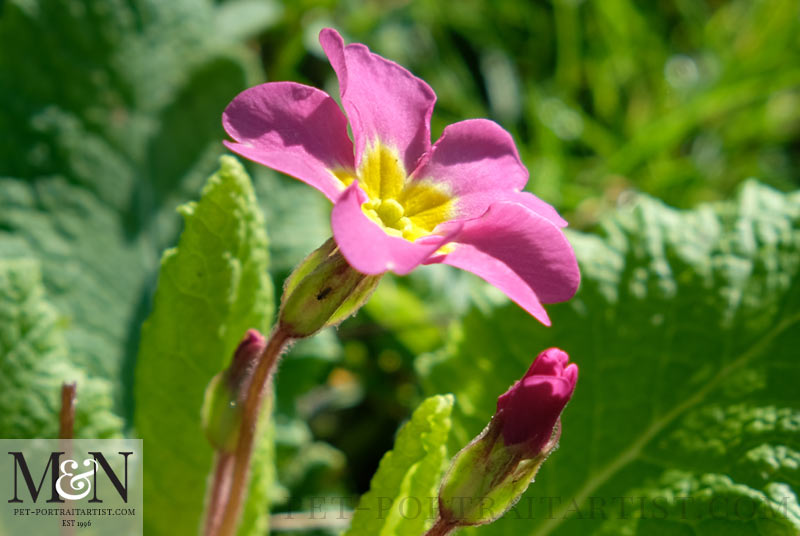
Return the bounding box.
[56,459,99,500]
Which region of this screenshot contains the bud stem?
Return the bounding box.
[424,517,458,536]
[204,452,234,535]
[209,326,293,536]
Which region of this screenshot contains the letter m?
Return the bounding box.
[8,451,65,503]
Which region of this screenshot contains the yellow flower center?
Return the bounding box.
[333,143,454,242]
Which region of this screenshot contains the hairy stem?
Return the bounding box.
[215,326,292,536]
[204,452,234,536]
[424,517,458,536]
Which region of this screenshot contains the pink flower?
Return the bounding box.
[223,28,579,325]
[496,348,578,451]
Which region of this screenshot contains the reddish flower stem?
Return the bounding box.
[59,382,77,536]
[59,382,76,439]
[204,452,234,536]
[214,326,293,536]
[424,517,458,536]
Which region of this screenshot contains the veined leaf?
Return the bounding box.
[0,258,121,438]
[419,181,800,535]
[345,394,454,536]
[134,157,274,536]
[0,0,271,419]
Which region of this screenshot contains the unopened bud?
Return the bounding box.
[496,348,577,452]
[279,238,381,338]
[202,330,267,452]
[436,348,578,527]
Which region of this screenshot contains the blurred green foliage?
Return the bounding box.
[419,182,800,535]
[0,0,267,418]
[1,0,799,535]
[0,259,120,439]
[269,0,800,226]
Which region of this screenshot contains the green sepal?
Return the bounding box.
[201,372,242,453]
[438,417,550,526]
[282,238,338,300]
[279,239,381,337]
[326,274,382,326]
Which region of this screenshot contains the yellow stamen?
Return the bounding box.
[375,199,404,227]
[354,143,455,242]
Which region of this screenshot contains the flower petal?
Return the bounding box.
[429,201,580,324]
[320,28,436,175]
[410,119,568,227]
[563,363,579,389]
[411,119,527,194]
[514,192,569,228]
[496,348,577,448]
[331,183,458,276]
[223,81,355,202]
[439,242,551,324]
[499,376,574,446]
[526,348,569,377]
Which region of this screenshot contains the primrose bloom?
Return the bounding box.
[496,348,578,453]
[223,28,579,325]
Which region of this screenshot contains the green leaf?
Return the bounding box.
[0,258,121,438]
[0,0,272,421]
[0,175,152,404]
[419,181,800,535]
[344,394,454,536]
[134,156,274,536]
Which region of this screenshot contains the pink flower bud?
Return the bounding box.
[496,348,578,452]
[227,329,267,391]
[202,329,267,453]
[435,349,578,529]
